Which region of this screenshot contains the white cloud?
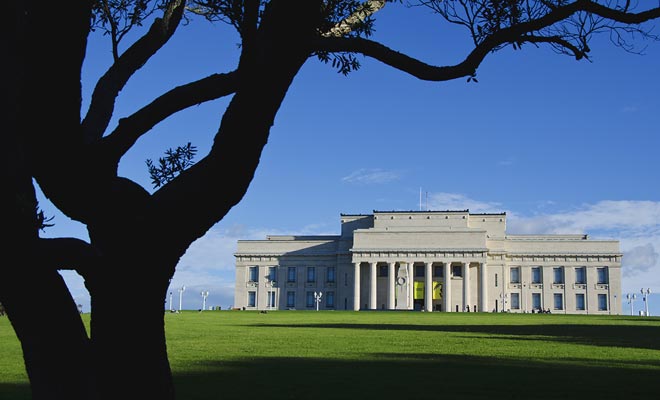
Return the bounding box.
[507,200,660,235]
[622,243,658,277]
[426,192,502,213]
[341,168,401,184]
[170,225,272,309]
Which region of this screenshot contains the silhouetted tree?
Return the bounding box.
[3,1,660,399]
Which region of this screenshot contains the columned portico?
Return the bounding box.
[351,258,490,312]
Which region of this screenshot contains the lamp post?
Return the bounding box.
[626,293,637,316]
[201,290,209,311]
[641,288,651,317]
[314,291,323,311]
[178,286,186,312]
[169,291,173,312]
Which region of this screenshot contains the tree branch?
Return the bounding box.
[100,71,239,165]
[520,34,588,60]
[148,0,323,249]
[37,238,101,278]
[321,0,387,37]
[82,0,186,143]
[314,1,660,81]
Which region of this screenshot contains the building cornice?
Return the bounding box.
[350,247,488,253]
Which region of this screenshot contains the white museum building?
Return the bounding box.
[234,210,622,314]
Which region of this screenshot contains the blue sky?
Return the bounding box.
[37,4,660,315]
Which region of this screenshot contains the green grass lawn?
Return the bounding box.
[2,311,660,399]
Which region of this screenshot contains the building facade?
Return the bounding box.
[234,210,622,314]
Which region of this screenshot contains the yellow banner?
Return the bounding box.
[413,281,424,299]
[413,281,442,300]
[433,281,442,300]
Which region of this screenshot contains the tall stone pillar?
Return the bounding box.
[395,263,410,310]
[480,262,488,312]
[387,262,396,310]
[369,262,377,310]
[353,263,361,311]
[444,262,452,312]
[425,262,433,312]
[464,262,471,312]
[407,263,414,310]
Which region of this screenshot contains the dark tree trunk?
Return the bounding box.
[1,2,94,398]
[84,230,178,400]
[1,268,95,400]
[89,283,174,400]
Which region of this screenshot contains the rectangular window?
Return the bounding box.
[287,267,296,283]
[532,293,541,311]
[247,291,256,307]
[434,265,443,277]
[452,265,463,277]
[531,267,542,284]
[306,291,314,308]
[344,273,348,286]
[379,265,388,277]
[554,293,563,310]
[495,273,499,287]
[597,267,609,284]
[415,265,424,277]
[267,266,277,282]
[307,267,316,283]
[598,294,608,311]
[510,293,520,310]
[267,291,276,308]
[510,267,520,284]
[326,291,335,308]
[575,267,586,284]
[249,266,258,282]
[576,293,585,311]
[327,267,336,282]
[553,267,564,284]
[286,291,295,308]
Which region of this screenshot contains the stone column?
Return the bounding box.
[464,262,471,312]
[369,262,377,310]
[387,262,396,310]
[444,262,452,312]
[425,262,433,312]
[353,262,361,311]
[480,262,488,312]
[407,262,414,310]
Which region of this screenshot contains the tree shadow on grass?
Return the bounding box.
[252,323,660,351]
[0,383,30,400]
[174,353,660,400]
